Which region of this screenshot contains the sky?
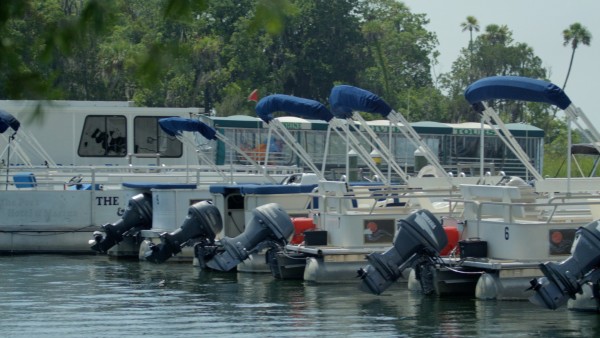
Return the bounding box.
[401,0,599,126]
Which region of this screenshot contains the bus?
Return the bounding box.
[199,115,544,181]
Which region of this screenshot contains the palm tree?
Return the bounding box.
[461,16,479,81]
[482,24,511,46]
[461,16,480,47]
[562,23,592,90]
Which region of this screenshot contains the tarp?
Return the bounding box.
[158,117,217,140]
[0,109,20,134]
[255,94,333,122]
[329,85,393,119]
[464,76,572,110]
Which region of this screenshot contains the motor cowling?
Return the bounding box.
[529,220,600,310]
[357,209,448,295]
[144,200,223,264]
[90,193,152,253]
[205,203,294,271]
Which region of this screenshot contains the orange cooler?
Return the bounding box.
[290,217,316,244]
[440,226,459,256]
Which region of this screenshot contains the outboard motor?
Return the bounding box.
[205,203,294,272]
[144,201,223,264]
[90,193,152,253]
[357,209,448,295]
[529,220,600,310]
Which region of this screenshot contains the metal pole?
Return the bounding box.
[5,133,15,190]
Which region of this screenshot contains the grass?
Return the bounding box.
[543,154,598,178]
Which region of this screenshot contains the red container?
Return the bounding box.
[290,217,316,244]
[440,226,459,256]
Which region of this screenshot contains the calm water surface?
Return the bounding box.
[1,255,599,338]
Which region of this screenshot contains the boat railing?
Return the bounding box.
[453,195,600,226]
[127,153,161,167]
[0,164,302,190]
[313,182,461,216]
[445,157,535,179]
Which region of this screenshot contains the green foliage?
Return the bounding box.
[356,0,438,108]
[440,22,549,124]
[1,1,590,178]
[561,22,591,91]
[313,0,446,123]
[250,0,298,35]
[214,83,256,117]
[163,0,209,23]
[532,115,597,178]
[1,0,438,112]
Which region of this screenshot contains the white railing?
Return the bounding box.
[0,164,303,191]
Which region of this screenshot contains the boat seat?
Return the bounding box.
[13,172,37,189]
[318,181,353,211]
[349,185,378,209]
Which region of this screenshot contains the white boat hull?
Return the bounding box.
[0,189,129,253]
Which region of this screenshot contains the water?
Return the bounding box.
[1,255,599,338]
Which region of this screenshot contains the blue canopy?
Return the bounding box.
[464,76,572,110]
[329,85,393,119]
[0,109,20,134]
[255,94,333,122]
[158,117,217,140]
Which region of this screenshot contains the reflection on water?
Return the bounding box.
[0,255,599,338]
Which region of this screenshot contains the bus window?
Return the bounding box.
[78,115,127,157]
[133,116,182,157]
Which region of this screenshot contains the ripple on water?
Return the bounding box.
[0,255,598,338]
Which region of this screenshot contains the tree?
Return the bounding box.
[440,24,547,123]
[562,22,591,90]
[0,0,116,100]
[460,16,479,49]
[277,0,363,101]
[0,0,294,104]
[460,15,479,45]
[460,15,479,82]
[356,0,439,113]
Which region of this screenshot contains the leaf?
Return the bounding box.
[163,0,209,22]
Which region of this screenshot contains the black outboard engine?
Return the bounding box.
[144,201,223,264]
[357,209,448,295]
[90,193,153,253]
[205,203,294,272]
[529,220,600,310]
